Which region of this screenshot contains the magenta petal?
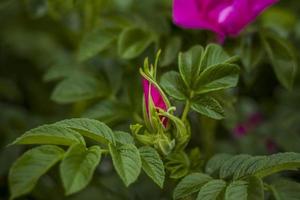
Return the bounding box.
[233,123,248,138]
[172,0,278,40]
[219,0,278,36]
[172,0,221,34]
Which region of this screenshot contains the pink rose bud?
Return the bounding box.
[143,78,169,127]
[172,0,278,42]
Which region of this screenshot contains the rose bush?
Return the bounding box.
[0,0,300,200]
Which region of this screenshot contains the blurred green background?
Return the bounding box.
[0,0,300,199]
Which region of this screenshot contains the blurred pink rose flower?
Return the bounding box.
[232,112,263,138]
[172,0,278,42]
[143,78,168,127]
[247,112,263,127]
[233,124,248,138]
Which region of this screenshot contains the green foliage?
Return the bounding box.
[173,173,212,199]
[9,145,64,199]
[270,178,300,200]
[201,44,238,68]
[12,124,86,146]
[160,36,182,66]
[247,176,264,200]
[224,180,248,200]
[109,143,141,186]
[82,100,131,124]
[194,63,239,94]
[51,74,108,104]
[196,179,226,200]
[208,152,300,179]
[54,118,116,145]
[2,1,300,198]
[118,27,155,59]
[8,118,151,198]
[236,34,264,74]
[165,151,190,179]
[60,144,102,195]
[139,146,165,188]
[43,63,82,82]
[161,44,239,120]
[174,152,300,200]
[78,28,118,61]
[205,154,232,175]
[178,45,204,89]
[114,131,135,144]
[261,31,297,90]
[219,154,252,179]
[160,71,186,100]
[191,96,225,119]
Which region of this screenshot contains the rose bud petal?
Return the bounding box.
[143,77,169,127]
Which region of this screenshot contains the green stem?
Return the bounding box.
[181,91,194,121]
[181,100,191,121]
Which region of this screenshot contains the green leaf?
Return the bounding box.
[43,63,82,82]
[262,32,297,89]
[251,152,300,178]
[233,156,266,180]
[201,44,230,70]
[196,179,226,200]
[24,0,47,18]
[261,8,297,37]
[205,153,300,181]
[9,145,64,199]
[60,144,102,195]
[51,74,108,104]
[139,146,165,188]
[219,154,252,179]
[114,131,134,144]
[215,152,300,180]
[161,112,188,150]
[160,36,181,66]
[12,124,85,146]
[78,28,117,61]
[191,96,225,119]
[47,0,74,18]
[238,34,264,73]
[165,151,190,179]
[118,27,154,59]
[205,154,233,175]
[224,180,248,200]
[178,45,203,88]
[195,64,240,94]
[54,118,116,145]
[247,176,264,200]
[109,143,141,186]
[271,178,300,200]
[82,100,130,124]
[173,173,212,200]
[160,71,186,101]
